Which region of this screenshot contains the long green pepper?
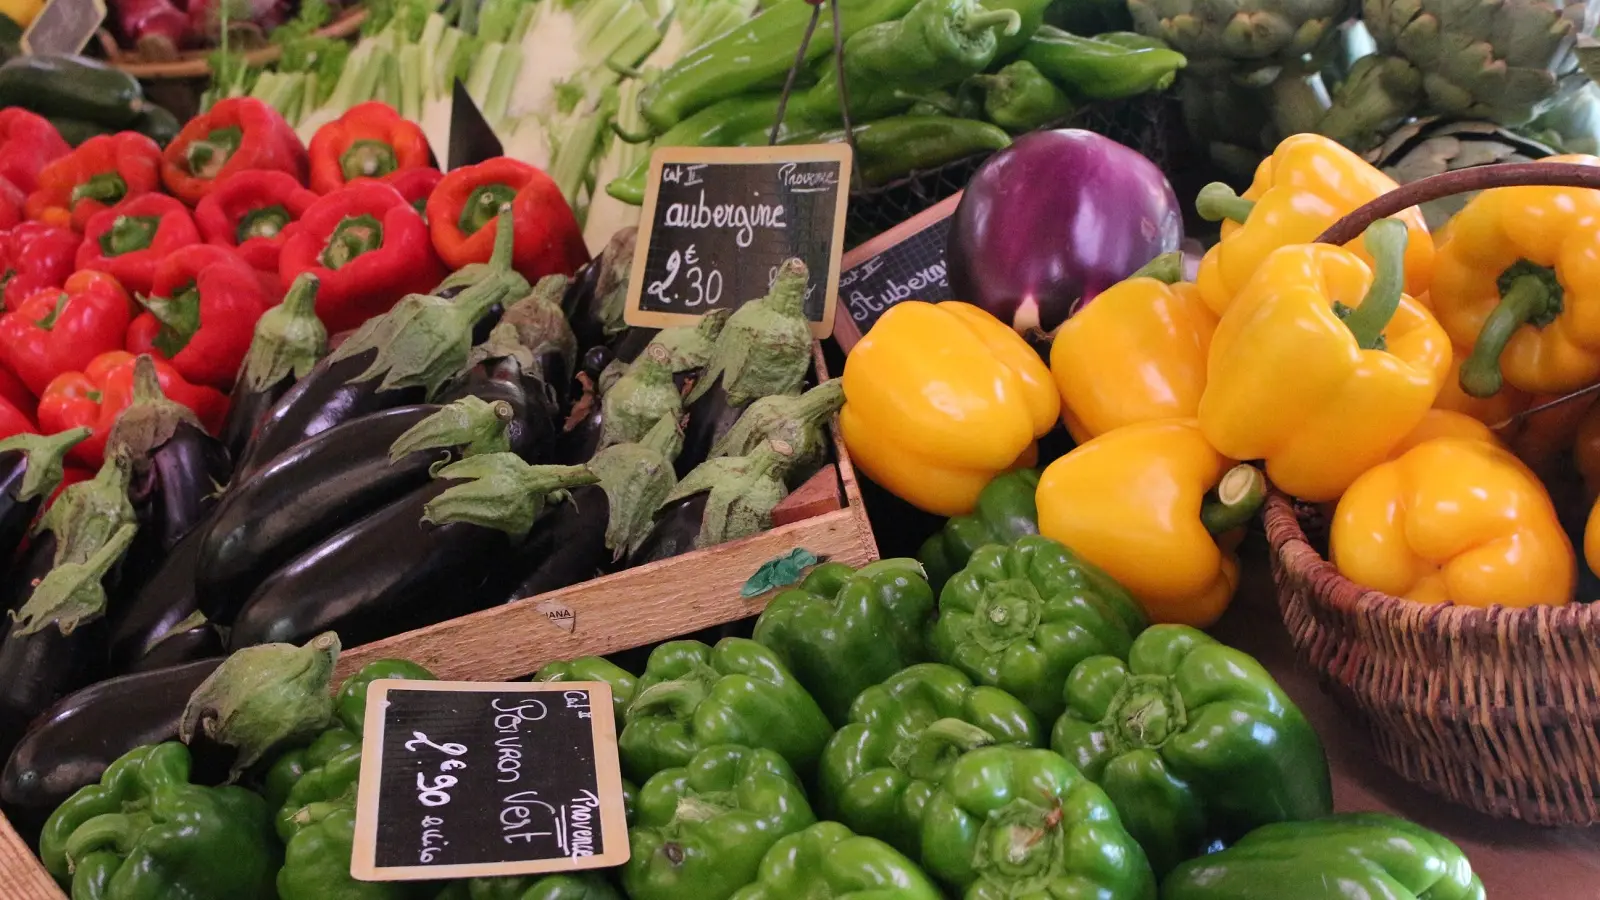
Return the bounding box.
[782,115,1012,186]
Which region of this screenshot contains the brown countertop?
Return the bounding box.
[1215,552,1600,898]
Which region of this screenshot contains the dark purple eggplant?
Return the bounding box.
[628,440,796,566]
[0,657,223,836]
[108,525,207,672]
[229,463,597,649]
[608,327,659,367]
[707,379,843,488]
[196,395,520,625]
[0,429,90,565]
[675,260,813,476]
[231,208,532,481]
[567,227,633,352]
[472,275,578,410]
[219,274,329,463]
[557,374,605,464]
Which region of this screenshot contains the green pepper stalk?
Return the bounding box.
[70,172,128,208]
[180,632,343,780]
[434,194,530,297]
[665,439,797,550]
[0,427,90,504]
[236,274,328,396]
[328,206,529,398]
[12,451,138,636]
[100,214,160,257]
[709,378,844,487]
[1198,463,1267,534]
[601,342,683,450]
[386,396,516,471]
[422,458,600,536]
[1460,259,1564,399]
[972,60,1075,132]
[689,259,813,409]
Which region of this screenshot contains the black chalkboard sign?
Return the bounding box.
[833,192,961,353]
[20,0,105,55]
[625,144,851,339]
[351,681,629,882]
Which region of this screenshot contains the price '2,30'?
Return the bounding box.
[646,244,724,308]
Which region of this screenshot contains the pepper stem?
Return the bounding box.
[423,459,599,536]
[626,678,708,720]
[100,216,159,257]
[963,5,1022,35]
[69,172,127,208]
[320,214,384,270]
[0,427,90,502]
[12,522,137,636]
[890,718,996,782]
[238,273,328,393]
[340,140,399,181]
[1199,464,1266,534]
[237,205,291,243]
[186,126,242,179]
[1129,251,1184,284]
[179,632,341,780]
[387,396,514,466]
[460,186,518,236]
[1194,182,1254,224]
[1341,218,1408,351]
[1460,260,1564,398]
[142,284,203,357]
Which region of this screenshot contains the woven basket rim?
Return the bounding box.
[1264,488,1600,637]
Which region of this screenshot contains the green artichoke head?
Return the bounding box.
[1367,117,1558,228]
[1128,0,1357,62]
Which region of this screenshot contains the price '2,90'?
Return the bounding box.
[406,731,468,808]
[646,244,724,308]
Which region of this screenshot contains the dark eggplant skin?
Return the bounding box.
[674,379,742,478]
[499,484,610,603]
[131,622,223,673]
[117,421,232,597]
[435,282,504,345]
[229,348,426,482]
[0,657,223,840]
[609,327,659,368]
[228,480,515,650]
[219,372,294,464]
[563,257,608,351]
[557,382,604,465]
[106,526,208,673]
[0,449,43,567]
[626,492,711,567]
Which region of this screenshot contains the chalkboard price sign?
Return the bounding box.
[625,144,851,339]
[20,0,106,56]
[351,681,629,881]
[833,192,961,353]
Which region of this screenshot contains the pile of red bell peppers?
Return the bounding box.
[0,96,590,483]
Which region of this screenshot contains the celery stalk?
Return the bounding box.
[466,42,504,102]
[485,43,523,124]
[548,85,616,216]
[434,29,463,96]
[398,44,424,121]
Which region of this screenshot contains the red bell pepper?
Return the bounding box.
[0,176,24,230]
[277,180,444,334]
[193,169,319,274]
[378,166,443,218]
[0,366,33,419]
[25,132,164,231]
[37,350,227,467]
[307,101,434,195]
[125,245,269,390]
[1,222,80,311]
[76,194,200,296]
[161,97,309,206]
[0,109,70,195]
[426,157,590,284]
[0,394,34,442]
[0,270,134,396]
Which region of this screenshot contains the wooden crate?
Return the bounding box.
[0,344,877,897]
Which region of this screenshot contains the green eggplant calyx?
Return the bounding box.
[459,184,518,236]
[238,273,328,393]
[433,205,525,296]
[656,308,732,375]
[11,522,137,636]
[69,172,128,208]
[708,378,843,466]
[100,215,160,257]
[0,427,90,502]
[34,449,135,557]
[590,414,684,557]
[340,139,398,182]
[1341,218,1409,352]
[599,342,683,450]
[473,277,577,383]
[1460,258,1564,399]
[890,718,996,782]
[628,673,713,721]
[237,204,292,243]
[971,578,1045,653]
[143,283,202,357]
[105,356,202,464]
[388,396,514,466]
[185,126,243,178]
[179,632,342,781]
[423,458,598,536]
[687,259,812,407]
[320,213,385,270]
[666,440,796,548]
[1194,182,1254,224]
[1107,675,1188,750]
[1199,464,1267,534]
[592,227,638,336]
[974,797,1067,883]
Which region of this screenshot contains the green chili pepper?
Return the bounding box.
[984,0,1054,57]
[1020,25,1187,100]
[606,94,784,205]
[783,115,1013,186]
[973,60,1076,131]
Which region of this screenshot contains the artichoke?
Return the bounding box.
[1366,118,1557,228]
[1128,0,1355,62]
[1522,80,1600,153]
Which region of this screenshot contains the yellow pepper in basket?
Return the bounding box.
[1332,438,1574,608]
[1431,154,1600,398]
[1388,409,1501,459]
[1574,401,1600,502]
[1198,219,1451,503]
[1194,133,1434,317]
[1049,253,1216,442]
[840,300,1058,516]
[1036,419,1265,628]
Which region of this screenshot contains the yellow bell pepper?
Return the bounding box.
[1431,154,1600,398]
[1049,253,1216,443]
[1036,419,1265,628]
[1194,133,1435,318]
[1433,344,1532,429]
[0,0,44,27]
[840,300,1058,516]
[1584,493,1600,576]
[1388,409,1502,459]
[1331,438,1574,608]
[1574,399,1600,502]
[1199,219,1451,502]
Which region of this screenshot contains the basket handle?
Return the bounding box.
[1314,161,1600,246]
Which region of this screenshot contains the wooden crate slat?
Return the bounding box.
[0,813,62,900]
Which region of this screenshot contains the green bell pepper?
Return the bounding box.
[432,874,622,900]
[278,800,422,900]
[1160,813,1486,900]
[930,534,1147,721]
[728,821,941,900]
[618,638,834,784]
[1052,625,1333,876]
[818,662,1040,857]
[277,733,363,841]
[919,746,1156,898]
[337,658,437,733]
[534,656,639,726]
[623,744,817,900]
[917,469,1039,593]
[264,725,362,827]
[752,557,936,725]
[40,742,278,900]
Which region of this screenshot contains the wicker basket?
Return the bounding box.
[1266,160,1600,826]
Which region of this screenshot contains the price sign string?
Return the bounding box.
[1489,381,1600,432]
[768,0,864,192]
